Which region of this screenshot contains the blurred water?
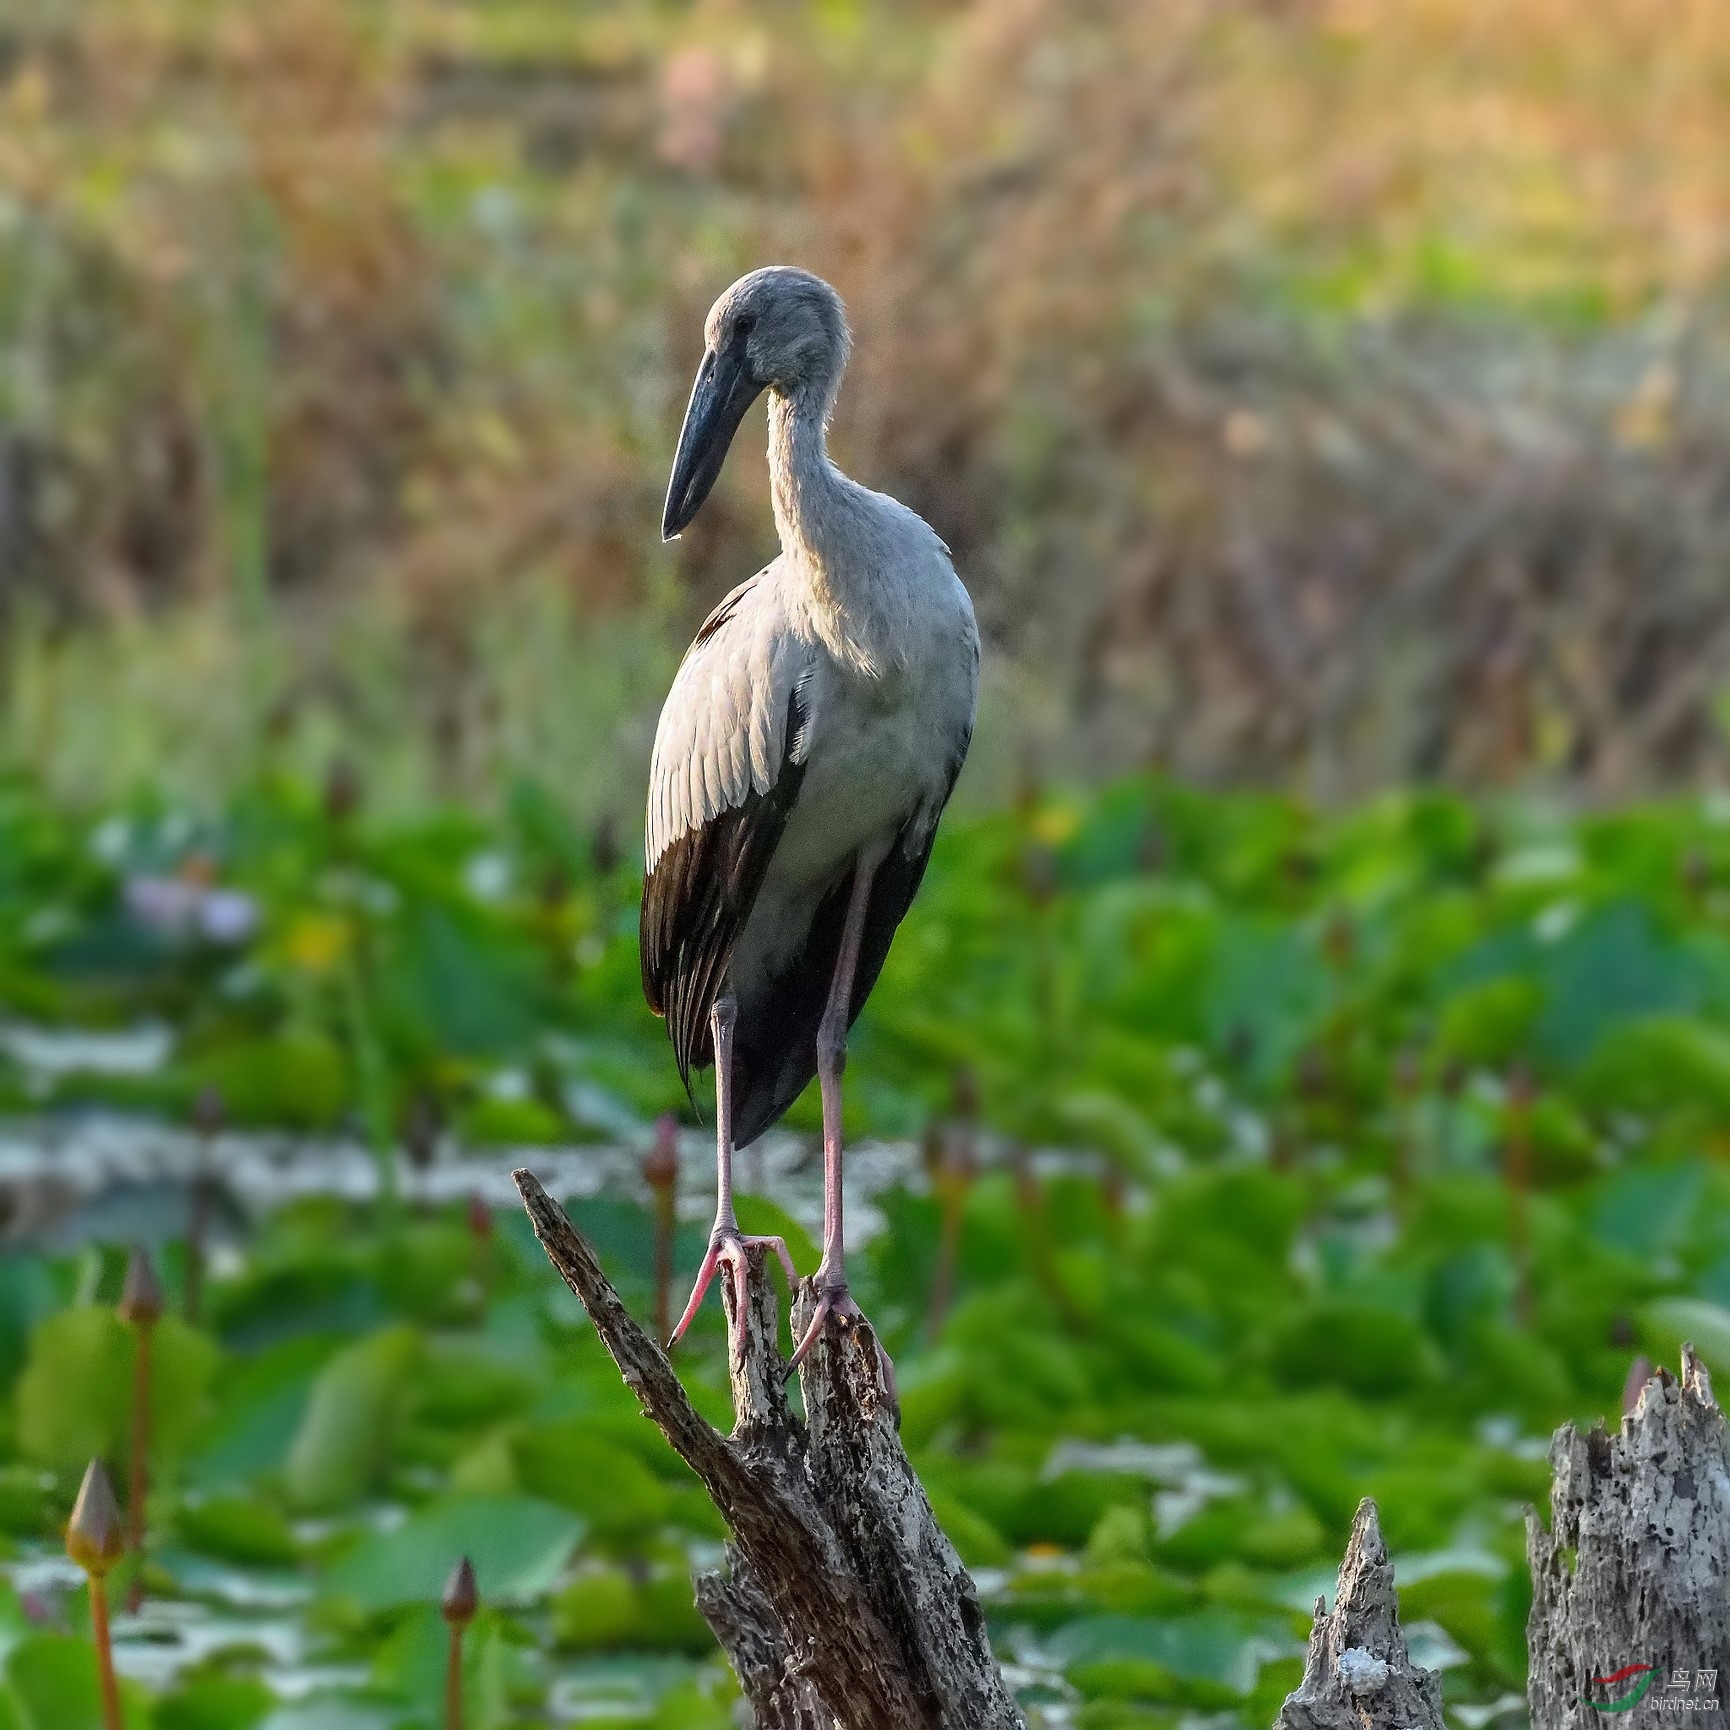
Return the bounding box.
[0,1109,927,1256]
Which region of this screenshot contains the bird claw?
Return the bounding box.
[785,1279,897,1406]
[666,1227,799,1358]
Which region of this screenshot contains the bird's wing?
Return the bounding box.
[641,572,814,1090]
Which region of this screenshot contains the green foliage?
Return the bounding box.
[2,774,1730,1725]
[13,1308,131,1475]
[5,1634,151,1730]
[373,1605,515,1730]
[551,1569,641,1652]
[177,1496,300,1568]
[190,1030,350,1132]
[155,1672,274,1730]
[508,1423,674,1539]
[327,1496,584,1611]
[15,1309,216,1476]
[285,1326,422,1511]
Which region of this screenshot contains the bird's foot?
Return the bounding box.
[666,1226,799,1357]
[786,1274,897,1405]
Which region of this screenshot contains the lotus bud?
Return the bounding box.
[118,1245,165,1328]
[442,1555,479,1628]
[66,1461,125,1579]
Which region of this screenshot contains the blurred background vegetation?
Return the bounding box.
[4,3,1730,1728]
[8,0,1730,810]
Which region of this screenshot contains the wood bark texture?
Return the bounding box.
[1273,1496,1444,1730]
[1527,1343,1730,1729]
[514,1169,1025,1730]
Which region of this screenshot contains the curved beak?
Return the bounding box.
[661,341,765,541]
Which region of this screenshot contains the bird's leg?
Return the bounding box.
[667,992,799,1358]
[787,855,895,1396]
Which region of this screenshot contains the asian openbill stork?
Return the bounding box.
[642,266,978,1378]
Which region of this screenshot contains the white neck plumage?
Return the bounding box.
[767,383,851,575]
[766,368,931,682]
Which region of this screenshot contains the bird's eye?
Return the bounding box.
[735,316,756,339]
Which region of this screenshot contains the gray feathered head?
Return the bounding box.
[663,267,849,539]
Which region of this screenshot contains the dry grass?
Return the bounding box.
[4,0,1730,804]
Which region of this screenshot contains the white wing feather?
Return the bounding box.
[644,574,813,872]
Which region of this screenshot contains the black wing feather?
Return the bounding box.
[640,687,808,1095]
[691,572,758,651]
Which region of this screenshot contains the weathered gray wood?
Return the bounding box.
[790,1279,1008,1725]
[514,1170,1024,1730]
[694,1563,827,1730]
[1273,1497,1444,1730]
[1527,1343,1730,1730]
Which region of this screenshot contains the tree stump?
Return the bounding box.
[1273,1497,1444,1730]
[1527,1343,1730,1729]
[514,1170,1025,1730]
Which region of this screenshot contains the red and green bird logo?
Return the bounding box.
[1588,1664,1657,1713]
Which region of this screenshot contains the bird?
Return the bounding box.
[641,266,979,1379]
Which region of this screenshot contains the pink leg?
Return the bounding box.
[667,993,799,1358]
[787,851,895,1397]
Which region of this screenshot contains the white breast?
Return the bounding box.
[730,555,977,983]
[770,633,971,886]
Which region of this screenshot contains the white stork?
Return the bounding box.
[642,266,979,1377]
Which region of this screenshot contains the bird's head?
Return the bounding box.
[662,266,850,541]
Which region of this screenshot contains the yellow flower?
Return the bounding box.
[281,912,352,975]
[1032,806,1080,846]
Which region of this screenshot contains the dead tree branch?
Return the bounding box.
[1527,1343,1730,1730]
[1273,1497,1444,1730]
[514,1169,1024,1730]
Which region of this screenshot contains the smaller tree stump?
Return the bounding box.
[1527,1343,1730,1730]
[1273,1497,1444,1730]
[514,1170,1024,1730]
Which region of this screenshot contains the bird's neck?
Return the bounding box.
[767,386,856,585]
[768,379,925,680]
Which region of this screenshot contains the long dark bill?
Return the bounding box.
[661,339,765,541]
